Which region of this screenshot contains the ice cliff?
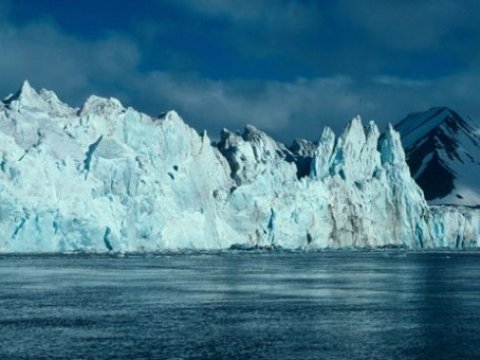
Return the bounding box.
[0,82,477,252]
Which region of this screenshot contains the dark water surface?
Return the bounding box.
[1,251,480,359]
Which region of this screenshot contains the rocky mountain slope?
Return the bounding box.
[395,107,480,206]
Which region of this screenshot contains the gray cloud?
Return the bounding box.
[80,66,480,142]
[130,73,364,140]
[339,0,478,51]
[162,0,319,25]
[154,0,324,64]
[1,1,480,144]
[0,17,140,104]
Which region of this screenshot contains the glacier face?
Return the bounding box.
[429,206,480,248]
[0,81,477,252]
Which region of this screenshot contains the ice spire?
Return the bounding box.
[3,80,47,111]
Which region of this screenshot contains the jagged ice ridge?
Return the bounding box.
[0,81,478,252]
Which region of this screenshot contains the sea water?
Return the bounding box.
[1,251,480,359]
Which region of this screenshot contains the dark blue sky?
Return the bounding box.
[1,0,480,141]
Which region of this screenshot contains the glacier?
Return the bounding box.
[0,81,478,252]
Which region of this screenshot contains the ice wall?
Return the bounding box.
[0,82,474,252]
[430,206,480,248]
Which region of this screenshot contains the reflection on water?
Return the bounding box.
[1,251,480,359]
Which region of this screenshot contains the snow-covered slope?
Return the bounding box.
[395,107,480,206]
[0,82,476,252]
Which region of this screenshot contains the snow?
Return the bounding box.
[0,82,478,252]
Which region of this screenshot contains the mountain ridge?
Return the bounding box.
[395,106,480,206]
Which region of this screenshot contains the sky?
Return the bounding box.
[1,0,480,142]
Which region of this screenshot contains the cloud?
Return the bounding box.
[1,1,480,144]
[0,8,363,141]
[166,0,271,21]
[130,73,365,140]
[0,17,140,104]
[163,0,318,25]
[0,0,11,20]
[373,76,431,88]
[130,70,480,142]
[154,0,324,64]
[339,0,477,51]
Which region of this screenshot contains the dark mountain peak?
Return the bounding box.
[395,107,480,205]
[395,107,476,150]
[288,138,317,157]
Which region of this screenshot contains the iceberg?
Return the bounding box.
[0,82,478,252]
